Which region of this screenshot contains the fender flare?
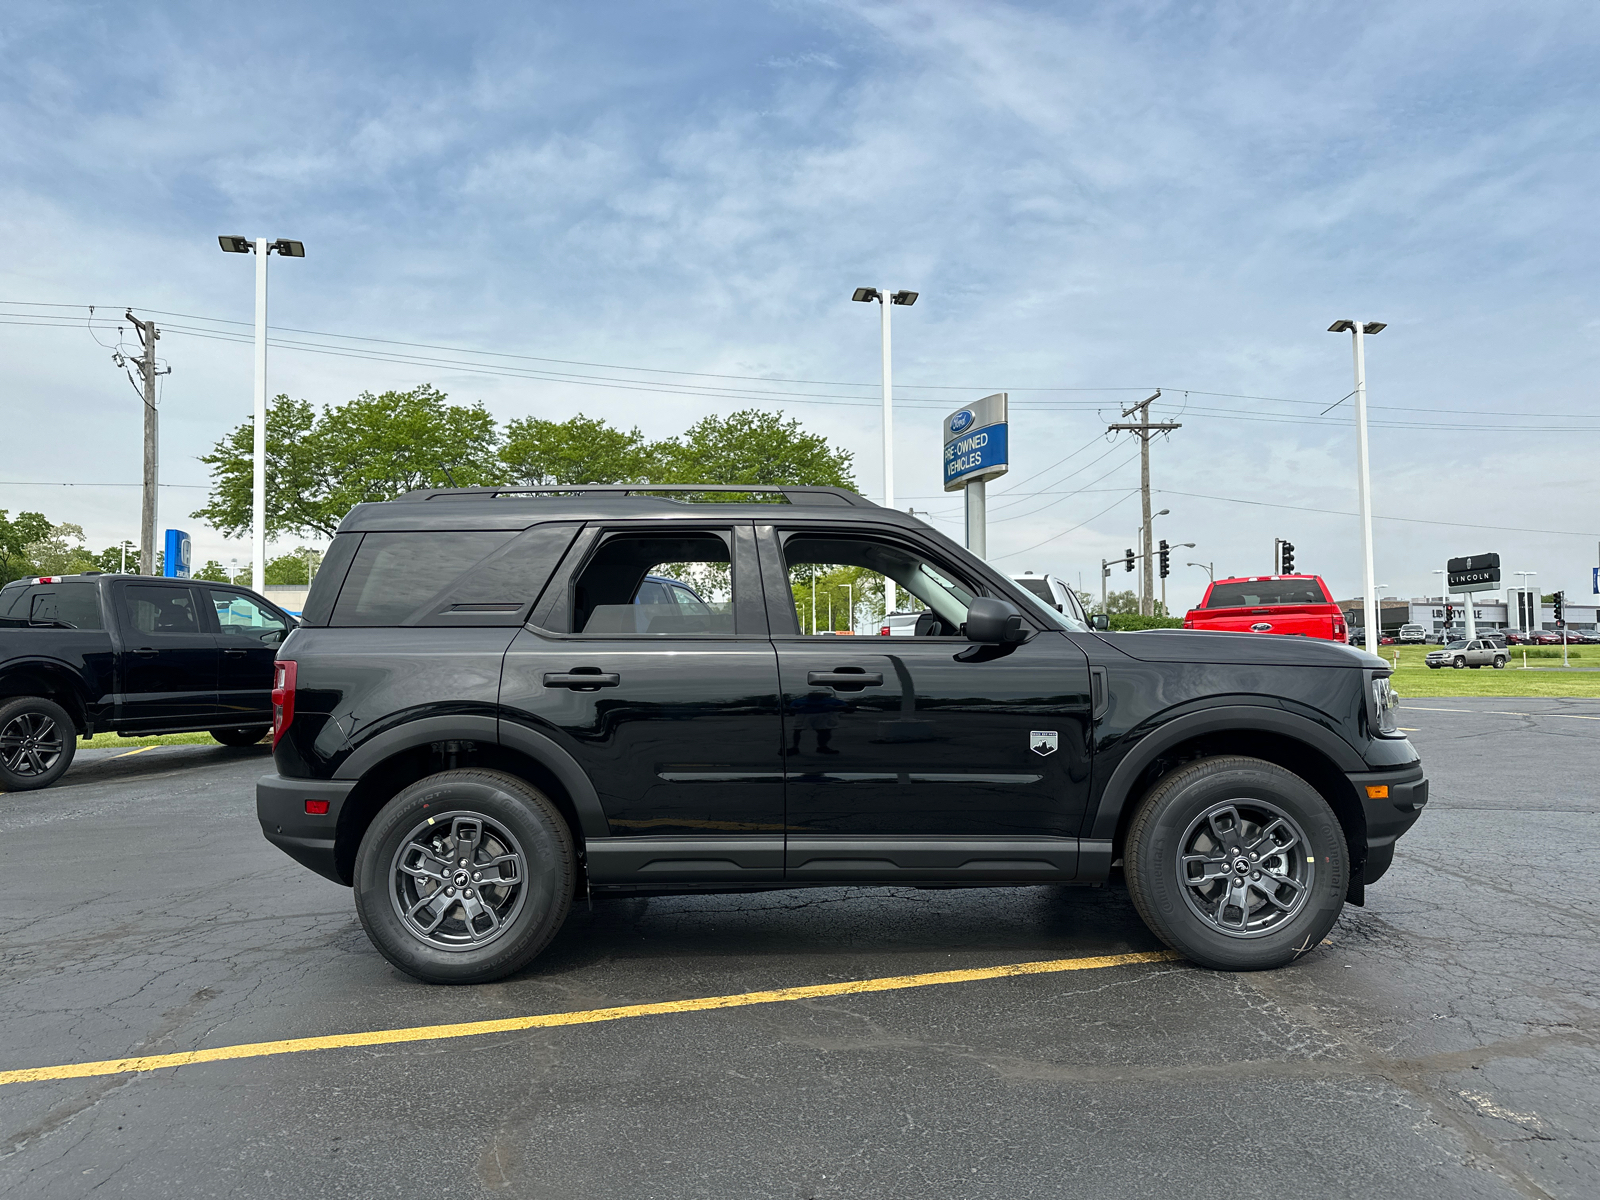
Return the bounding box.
[331,713,610,841]
[1088,704,1366,841]
[0,659,96,729]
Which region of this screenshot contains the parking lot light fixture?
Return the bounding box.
[219,235,306,591]
[852,285,918,509]
[1329,319,1384,666]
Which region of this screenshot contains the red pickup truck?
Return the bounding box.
[1182,574,1348,642]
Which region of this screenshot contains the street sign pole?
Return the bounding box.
[943,394,1009,562]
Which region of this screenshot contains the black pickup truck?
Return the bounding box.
[257,484,1428,983]
[0,574,294,790]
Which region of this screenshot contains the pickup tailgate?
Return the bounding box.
[1186,605,1340,639]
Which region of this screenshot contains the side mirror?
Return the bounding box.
[963,597,1027,644]
[1091,613,1110,631]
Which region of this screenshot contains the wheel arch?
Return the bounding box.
[1092,706,1368,877]
[329,716,608,886]
[0,663,91,734]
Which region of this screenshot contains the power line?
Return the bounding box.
[992,489,1142,561]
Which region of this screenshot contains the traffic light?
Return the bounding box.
[1280,541,1295,574]
[1124,548,1135,573]
[1444,604,1454,627]
[1158,539,1170,579]
[1554,591,1565,627]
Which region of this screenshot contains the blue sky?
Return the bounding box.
[3,0,1597,606]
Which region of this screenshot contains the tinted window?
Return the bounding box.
[210,590,288,646]
[331,531,517,626]
[570,534,735,636]
[1205,580,1328,608]
[1014,577,1053,604]
[0,583,104,629]
[127,585,200,634]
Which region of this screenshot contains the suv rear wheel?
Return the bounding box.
[1124,756,1348,971]
[353,769,574,984]
[0,696,76,791]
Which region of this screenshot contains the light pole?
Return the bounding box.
[852,287,918,509]
[1328,320,1385,664]
[1162,540,1195,615]
[220,235,305,592]
[1514,571,1537,635]
[1143,509,1169,616]
[1187,561,1214,583]
[1432,569,1448,641]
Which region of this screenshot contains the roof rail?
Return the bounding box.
[399,484,875,507]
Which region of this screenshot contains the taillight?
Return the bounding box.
[879,626,891,636]
[271,660,297,746]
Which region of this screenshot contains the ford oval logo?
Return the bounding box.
[1251,622,1273,632]
[949,410,974,433]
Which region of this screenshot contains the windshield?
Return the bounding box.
[1205,580,1328,607]
[1012,582,1088,632]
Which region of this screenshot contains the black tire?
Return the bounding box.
[353,769,574,984]
[1452,657,1466,669]
[1492,658,1506,669]
[0,696,77,791]
[210,726,269,747]
[1124,756,1349,971]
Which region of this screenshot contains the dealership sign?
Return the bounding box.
[1447,552,1500,592]
[943,392,1009,491]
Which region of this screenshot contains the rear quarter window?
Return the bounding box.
[329,524,579,627]
[0,583,104,629]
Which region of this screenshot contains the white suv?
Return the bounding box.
[1397,623,1426,644]
[1010,573,1090,624]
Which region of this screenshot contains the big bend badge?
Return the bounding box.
[1030,730,1058,756]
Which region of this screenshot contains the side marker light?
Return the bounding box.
[304,800,330,815]
[1365,785,1389,799]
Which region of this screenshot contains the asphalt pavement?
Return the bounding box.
[1,699,1596,1199]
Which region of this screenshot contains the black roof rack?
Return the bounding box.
[399,484,875,507]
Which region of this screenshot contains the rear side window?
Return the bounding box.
[1205,580,1329,608]
[126,585,200,634]
[328,524,580,627]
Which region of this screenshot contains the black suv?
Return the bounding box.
[258,485,1427,983]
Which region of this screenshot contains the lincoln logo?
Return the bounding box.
[949,410,974,433]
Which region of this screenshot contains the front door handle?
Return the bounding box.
[223,649,248,657]
[543,670,621,691]
[133,648,159,658]
[807,669,884,689]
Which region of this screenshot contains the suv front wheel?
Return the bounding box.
[353,769,575,984]
[1124,756,1349,971]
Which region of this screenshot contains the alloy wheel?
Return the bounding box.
[0,711,65,778]
[388,811,528,951]
[1177,799,1314,939]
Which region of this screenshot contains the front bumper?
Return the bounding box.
[1344,761,1428,886]
[257,773,357,884]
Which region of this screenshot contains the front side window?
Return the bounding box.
[210,590,288,646]
[779,534,980,636]
[127,585,200,634]
[569,533,736,636]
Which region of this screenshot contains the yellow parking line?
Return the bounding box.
[114,746,160,758]
[0,949,1177,1087]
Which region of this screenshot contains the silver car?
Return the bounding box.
[1425,638,1508,670]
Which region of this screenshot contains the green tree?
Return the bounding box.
[656,409,854,490]
[0,511,52,584]
[193,560,232,583]
[500,414,655,485]
[24,522,98,577]
[265,547,323,586]
[195,385,502,539]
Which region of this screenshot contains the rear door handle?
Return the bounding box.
[543,670,621,690]
[133,648,159,658]
[223,649,248,657]
[807,669,884,689]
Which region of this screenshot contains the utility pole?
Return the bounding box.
[1108,391,1180,616]
[123,312,164,576]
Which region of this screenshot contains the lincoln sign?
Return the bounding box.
[1447,552,1500,592]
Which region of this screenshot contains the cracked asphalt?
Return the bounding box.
[1,697,1596,1199]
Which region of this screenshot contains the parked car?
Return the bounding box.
[1010,572,1091,625]
[1397,623,1426,644]
[1531,630,1564,645]
[257,483,1426,983]
[1182,575,1348,642]
[1425,639,1508,670]
[879,611,926,636]
[0,573,294,790]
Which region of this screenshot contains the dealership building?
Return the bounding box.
[1340,594,1599,637]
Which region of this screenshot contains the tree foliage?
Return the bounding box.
[0,511,52,584]
[500,414,655,485]
[657,410,852,489]
[194,385,501,538]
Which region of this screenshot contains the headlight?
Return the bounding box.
[1370,674,1401,736]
